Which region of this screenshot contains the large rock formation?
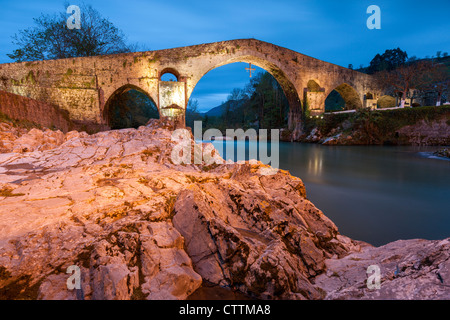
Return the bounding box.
[315,238,450,299]
[0,119,448,300]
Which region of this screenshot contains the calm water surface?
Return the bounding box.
[208,141,450,246]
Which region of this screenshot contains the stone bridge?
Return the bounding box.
[0,39,383,132]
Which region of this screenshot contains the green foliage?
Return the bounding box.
[368,105,450,127]
[185,99,203,129]
[0,110,42,130]
[325,90,345,111]
[305,112,353,136]
[186,71,289,133]
[367,48,408,74]
[313,106,450,144]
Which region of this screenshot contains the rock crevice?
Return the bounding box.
[0,119,448,300]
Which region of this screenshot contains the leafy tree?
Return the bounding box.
[197,71,289,132]
[8,3,134,62]
[367,48,408,74]
[186,99,203,128]
[243,72,288,130]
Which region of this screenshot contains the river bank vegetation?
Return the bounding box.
[302,106,450,145]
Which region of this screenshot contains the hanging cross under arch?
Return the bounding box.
[245,63,255,78]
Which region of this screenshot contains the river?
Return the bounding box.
[207,140,450,247]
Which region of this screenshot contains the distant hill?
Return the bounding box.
[203,104,226,117]
[201,99,246,117]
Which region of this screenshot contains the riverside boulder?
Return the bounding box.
[0,119,448,300]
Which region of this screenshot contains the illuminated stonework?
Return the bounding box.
[0,39,383,131]
[159,81,186,118]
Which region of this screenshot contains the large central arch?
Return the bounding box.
[188,61,291,130]
[186,54,302,131]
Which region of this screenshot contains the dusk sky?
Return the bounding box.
[0,0,449,112]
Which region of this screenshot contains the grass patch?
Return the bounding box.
[0,187,25,197]
[185,175,199,183]
[202,163,220,172]
[0,110,42,130]
[349,257,362,261]
[141,146,161,160]
[103,203,132,221]
[138,177,150,185]
[164,195,177,218]
[120,164,133,169]
[142,149,153,157]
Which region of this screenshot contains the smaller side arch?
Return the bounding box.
[365,92,374,100]
[325,83,363,111]
[103,84,159,129]
[306,79,324,92]
[159,68,182,81]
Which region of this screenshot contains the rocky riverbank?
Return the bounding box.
[293,106,450,146]
[0,119,448,300]
[433,148,450,159]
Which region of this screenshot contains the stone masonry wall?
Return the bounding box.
[0,90,73,132]
[0,39,382,129]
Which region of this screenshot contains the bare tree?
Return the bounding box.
[417,61,450,106]
[185,99,203,129]
[376,61,431,108]
[8,3,134,62]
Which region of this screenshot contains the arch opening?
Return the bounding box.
[325,83,362,112]
[160,73,178,82]
[103,85,159,130]
[160,68,180,81]
[187,57,302,132]
[307,80,323,92]
[186,62,293,133]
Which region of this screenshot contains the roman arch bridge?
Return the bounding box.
[0,39,383,132]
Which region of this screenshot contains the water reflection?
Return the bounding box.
[210,141,450,246]
[307,149,323,177]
